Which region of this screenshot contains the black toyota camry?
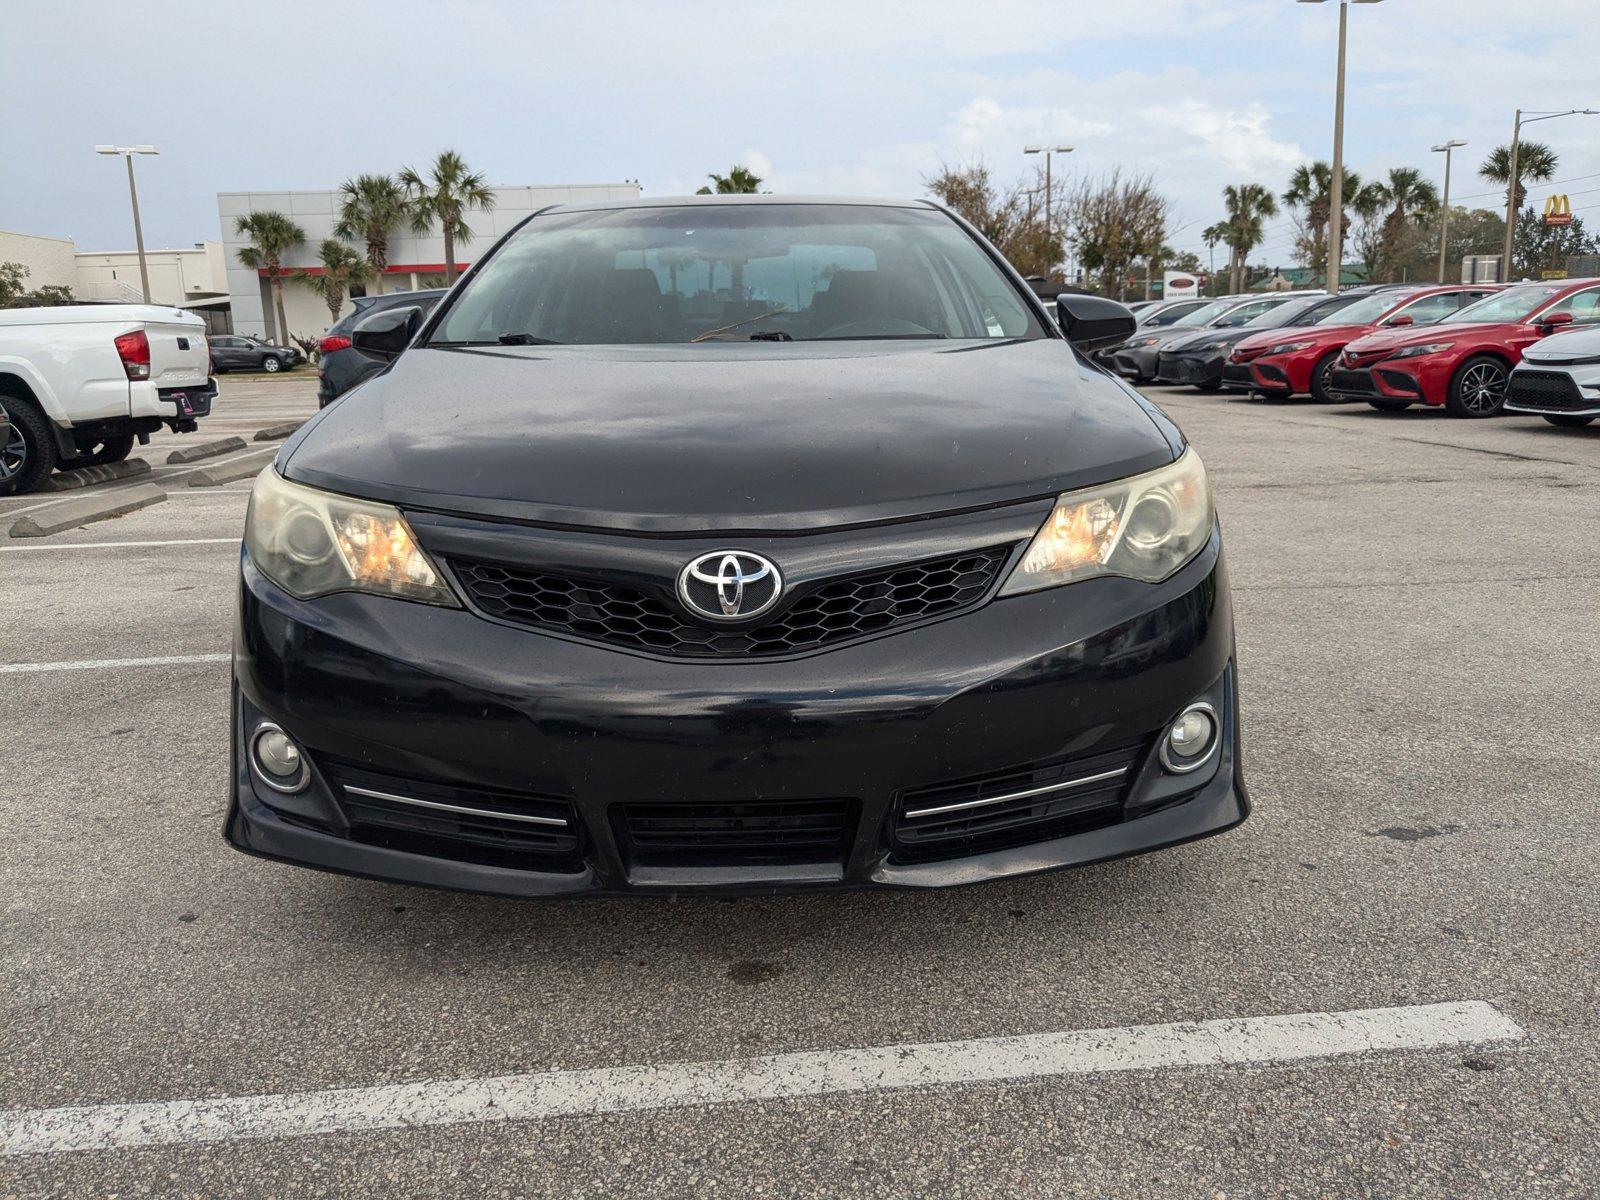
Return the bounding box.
[227,195,1246,897]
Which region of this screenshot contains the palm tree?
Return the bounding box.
[1365,167,1440,281]
[303,240,373,325]
[695,165,763,195]
[334,174,409,276]
[1214,183,1280,294]
[400,150,496,284]
[1282,161,1363,274]
[234,211,306,344]
[1478,141,1558,212]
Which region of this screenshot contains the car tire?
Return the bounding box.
[1542,414,1596,428]
[1366,399,1411,412]
[0,397,58,496]
[59,434,136,470]
[1445,355,1509,418]
[262,356,282,373]
[1308,352,1340,403]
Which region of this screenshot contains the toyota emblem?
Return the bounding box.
[677,551,783,622]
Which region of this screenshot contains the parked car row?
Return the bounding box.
[1132,277,1600,424]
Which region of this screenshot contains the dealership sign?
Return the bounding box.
[1544,195,1573,228]
[1163,271,1199,298]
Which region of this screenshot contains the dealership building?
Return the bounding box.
[218,181,641,340]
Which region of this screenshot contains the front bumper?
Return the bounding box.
[1110,345,1164,380]
[1156,351,1226,387]
[1328,364,1426,403]
[226,535,1246,897]
[1504,367,1600,416]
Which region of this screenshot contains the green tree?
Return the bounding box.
[234,210,306,343]
[1063,170,1170,299]
[1282,161,1364,274]
[302,240,373,324]
[0,262,30,305]
[696,165,764,195]
[1479,141,1558,213]
[1210,183,1280,294]
[925,162,1064,278]
[1366,167,1440,281]
[334,174,410,276]
[1512,204,1598,278]
[401,150,496,284]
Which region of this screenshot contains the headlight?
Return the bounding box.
[244,467,458,606]
[1388,342,1453,360]
[1263,341,1313,357]
[1000,449,1213,595]
[1130,335,1163,348]
[1188,339,1230,353]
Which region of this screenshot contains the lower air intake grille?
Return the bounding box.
[326,764,584,872]
[615,798,858,867]
[891,744,1142,864]
[450,547,1010,658]
[1507,369,1587,412]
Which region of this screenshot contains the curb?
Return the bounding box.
[43,459,152,492]
[167,437,248,465]
[9,484,167,538]
[189,458,267,487]
[253,421,305,442]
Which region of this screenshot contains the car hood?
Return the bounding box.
[1166,326,1264,353]
[1521,326,1600,362]
[1233,322,1371,352]
[1345,321,1509,353]
[282,340,1176,534]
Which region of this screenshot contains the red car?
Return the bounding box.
[1330,279,1600,417]
[1226,284,1499,401]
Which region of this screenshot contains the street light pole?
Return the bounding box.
[1431,139,1466,283]
[1299,0,1382,294]
[1500,109,1597,282]
[95,144,160,304]
[1024,144,1074,277]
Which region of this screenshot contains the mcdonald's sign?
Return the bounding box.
[1544,194,1573,228]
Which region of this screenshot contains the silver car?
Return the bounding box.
[1505,324,1600,428]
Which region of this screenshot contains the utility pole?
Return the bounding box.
[1024,145,1074,277]
[1501,109,1598,282]
[1431,139,1466,283]
[95,145,160,303]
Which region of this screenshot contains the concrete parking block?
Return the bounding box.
[8,483,166,538]
[188,458,269,487]
[166,437,248,465]
[42,459,152,492]
[253,421,305,442]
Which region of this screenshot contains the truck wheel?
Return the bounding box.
[262,356,282,373]
[1445,356,1509,418]
[1543,414,1596,428]
[1308,352,1340,403]
[60,434,136,470]
[0,398,57,496]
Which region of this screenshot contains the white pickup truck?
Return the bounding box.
[0,304,216,494]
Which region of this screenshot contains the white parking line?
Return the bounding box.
[0,654,229,675]
[0,1001,1523,1157]
[0,538,238,553]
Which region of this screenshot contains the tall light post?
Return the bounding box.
[1299,0,1383,294]
[1431,139,1466,283]
[1500,109,1598,282]
[1024,144,1074,276]
[94,145,159,303]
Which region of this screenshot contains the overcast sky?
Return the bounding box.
[3,0,1597,271]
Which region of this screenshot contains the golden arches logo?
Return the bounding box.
[1543,195,1573,227]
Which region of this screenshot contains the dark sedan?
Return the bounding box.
[209,334,301,373]
[1155,291,1363,390]
[227,196,1246,897]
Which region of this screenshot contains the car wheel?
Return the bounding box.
[0,397,58,495]
[1542,413,1596,428]
[59,434,136,470]
[262,356,282,373]
[1446,355,1509,418]
[1308,352,1340,403]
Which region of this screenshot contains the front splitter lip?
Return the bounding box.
[224,756,1247,899]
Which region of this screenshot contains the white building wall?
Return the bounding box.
[0,230,77,291]
[219,182,641,340]
[74,242,227,306]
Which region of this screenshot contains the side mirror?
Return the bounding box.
[1539,311,1575,331]
[1055,294,1138,352]
[351,305,423,361]
[1385,314,1415,327]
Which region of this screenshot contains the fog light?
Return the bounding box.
[251,722,309,793]
[1159,703,1218,774]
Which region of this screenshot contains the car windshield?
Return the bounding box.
[1243,295,1340,329]
[1319,292,1411,326]
[1170,299,1235,328]
[432,203,1045,345]
[1443,284,1567,324]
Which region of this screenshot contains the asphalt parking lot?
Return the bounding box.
[3,376,1597,1197]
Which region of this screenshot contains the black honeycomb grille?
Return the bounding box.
[1507,370,1586,411]
[451,546,1011,658]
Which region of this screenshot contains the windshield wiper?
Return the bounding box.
[690,309,789,343]
[428,335,564,348]
[809,333,949,341]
